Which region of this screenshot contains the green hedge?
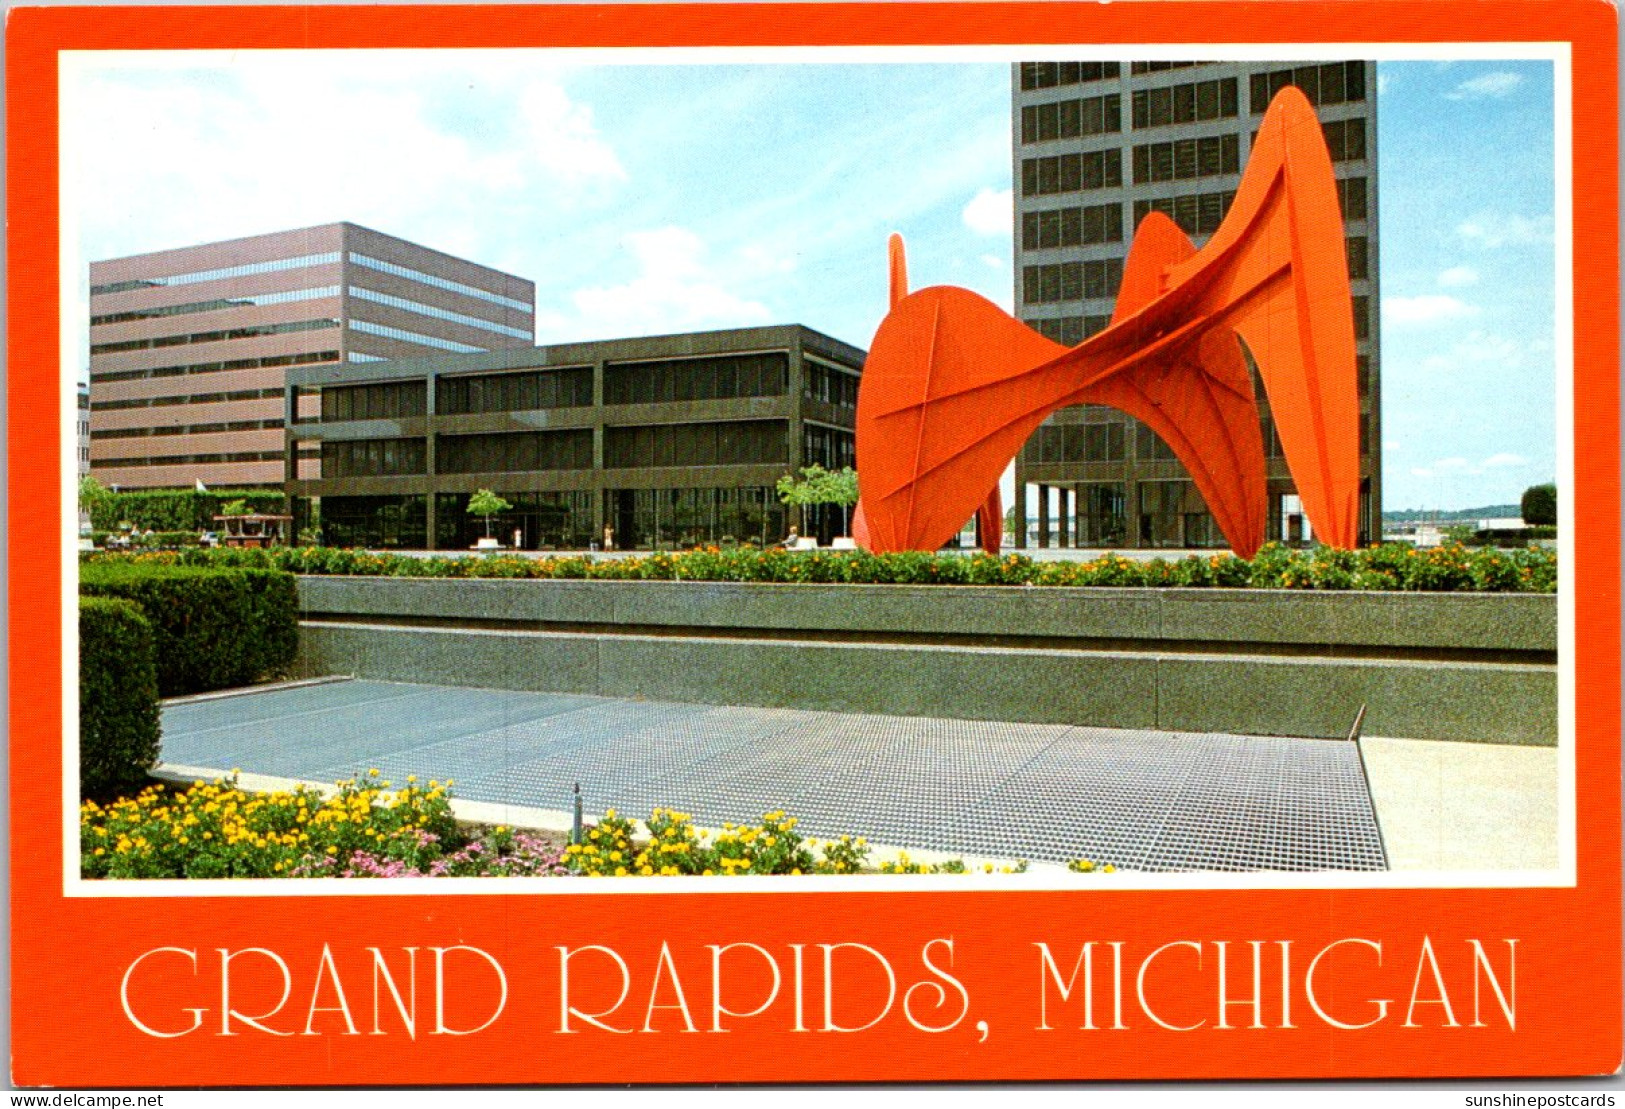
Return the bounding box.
[79,563,299,696]
[88,489,285,533]
[82,540,1558,593]
[79,597,161,800]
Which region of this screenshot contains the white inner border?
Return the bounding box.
[58,40,1577,898]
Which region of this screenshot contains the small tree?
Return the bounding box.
[78,475,112,519]
[1520,483,1557,527]
[775,465,825,534]
[467,489,512,539]
[777,465,860,536]
[220,498,250,518]
[820,466,860,535]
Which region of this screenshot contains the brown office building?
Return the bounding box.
[1011,61,1380,549]
[89,223,535,491]
[285,325,864,551]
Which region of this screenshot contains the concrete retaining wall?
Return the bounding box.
[294,578,1557,745]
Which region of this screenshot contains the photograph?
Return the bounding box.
[8,0,1620,1089]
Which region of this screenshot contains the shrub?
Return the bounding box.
[1066,858,1118,874]
[79,597,161,801]
[88,489,285,533]
[80,771,462,879]
[565,808,874,877]
[80,542,1559,594]
[1521,483,1557,527]
[79,562,297,696]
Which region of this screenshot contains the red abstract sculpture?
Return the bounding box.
[853,87,1360,559]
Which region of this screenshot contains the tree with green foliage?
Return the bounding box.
[776,465,860,536]
[1520,483,1557,527]
[220,499,250,518]
[467,489,512,539]
[78,475,112,518]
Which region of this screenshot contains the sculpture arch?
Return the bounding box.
[853,87,1360,559]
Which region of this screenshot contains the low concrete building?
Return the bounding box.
[284,324,864,550]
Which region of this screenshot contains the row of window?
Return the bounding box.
[349,285,532,341]
[440,430,594,475]
[1028,315,1111,346]
[608,486,790,550]
[348,252,532,314]
[90,252,342,296]
[321,381,428,423]
[92,418,283,440]
[803,359,861,410]
[322,437,426,478]
[1131,78,1239,130]
[602,352,791,406]
[1132,191,1236,238]
[603,419,788,470]
[93,387,285,412]
[1020,150,1124,198]
[1250,63,1366,113]
[1021,202,1125,250]
[93,448,316,469]
[1018,94,1121,144]
[802,424,856,471]
[1021,259,1126,306]
[90,350,338,385]
[1018,62,1121,90]
[1021,420,1129,465]
[316,354,837,423]
[90,318,338,356]
[1130,62,1200,75]
[90,286,340,326]
[438,367,594,415]
[1337,176,1369,222]
[1132,134,1242,184]
[349,318,487,354]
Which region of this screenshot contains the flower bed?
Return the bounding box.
[83,540,1558,593]
[80,775,1063,879]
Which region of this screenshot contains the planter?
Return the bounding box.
[293,578,1558,745]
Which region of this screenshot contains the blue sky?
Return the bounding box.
[64,53,1558,512]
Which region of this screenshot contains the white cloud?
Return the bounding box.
[961,187,1012,236]
[980,254,1005,270]
[1382,294,1479,325]
[555,226,772,340]
[1376,72,1391,96]
[1445,71,1524,100]
[1420,331,1544,374]
[1456,213,1554,249]
[1411,452,1529,479]
[1436,265,1480,288]
[66,60,627,266]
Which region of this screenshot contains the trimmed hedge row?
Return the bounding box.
[79,563,299,696]
[88,489,285,533]
[79,597,161,800]
[82,540,1558,593]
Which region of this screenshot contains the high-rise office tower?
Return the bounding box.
[88,222,535,490]
[1011,61,1379,549]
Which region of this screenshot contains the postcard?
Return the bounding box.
[8,0,1620,1088]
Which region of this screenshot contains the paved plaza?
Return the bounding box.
[159,678,1394,871]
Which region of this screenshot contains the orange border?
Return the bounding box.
[10,3,1620,1085]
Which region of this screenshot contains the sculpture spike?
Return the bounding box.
[888,232,909,308]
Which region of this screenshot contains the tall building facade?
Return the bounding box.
[285,324,864,551]
[1011,60,1380,549]
[88,223,535,491]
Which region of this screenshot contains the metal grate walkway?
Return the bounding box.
[161,680,1387,871]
